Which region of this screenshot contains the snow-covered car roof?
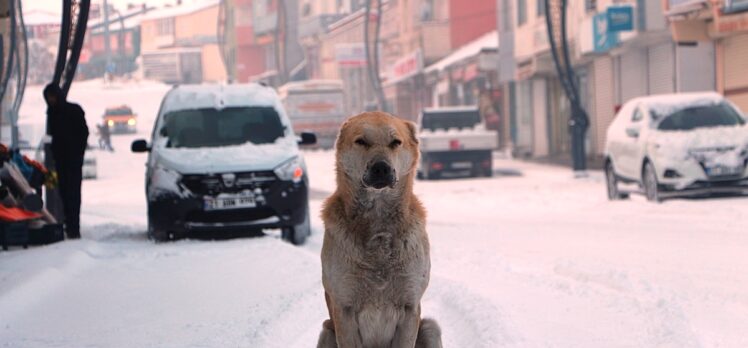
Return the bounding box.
[628,92,732,118]
[160,84,284,117]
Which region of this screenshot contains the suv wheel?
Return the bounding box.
[643,162,661,203]
[282,205,310,245]
[605,161,628,200]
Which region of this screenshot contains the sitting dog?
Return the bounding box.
[317,112,442,348]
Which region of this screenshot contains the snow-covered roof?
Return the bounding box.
[23,10,61,26]
[631,92,727,116]
[424,30,499,74]
[161,84,286,120]
[142,0,219,21]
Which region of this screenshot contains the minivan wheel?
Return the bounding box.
[643,162,661,203]
[605,161,628,200]
[282,205,310,246]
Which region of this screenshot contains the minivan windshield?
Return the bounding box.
[655,103,746,131]
[163,106,285,148]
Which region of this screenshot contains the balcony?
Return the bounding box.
[298,14,345,40]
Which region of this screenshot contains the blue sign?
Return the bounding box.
[607,6,634,32]
[593,13,619,53]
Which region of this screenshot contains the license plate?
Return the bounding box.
[452,161,473,169]
[706,165,743,177]
[204,193,256,211]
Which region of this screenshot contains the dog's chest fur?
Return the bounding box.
[327,199,429,307]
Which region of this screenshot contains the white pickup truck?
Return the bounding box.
[417,107,498,179]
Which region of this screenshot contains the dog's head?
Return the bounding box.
[335,112,419,191]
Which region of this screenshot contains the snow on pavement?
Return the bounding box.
[2,80,748,347]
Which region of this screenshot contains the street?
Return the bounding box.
[1,81,748,347]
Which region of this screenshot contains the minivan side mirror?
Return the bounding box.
[298,132,317,146]
[131,139,150,153]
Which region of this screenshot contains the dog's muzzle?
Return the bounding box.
[363,161,396,189]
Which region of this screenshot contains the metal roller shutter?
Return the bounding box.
[619,49,647,103]
[723,33,748,114]
[592,56,614,155]
[647,42,675,95]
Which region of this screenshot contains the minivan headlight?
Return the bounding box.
[274,156,304,183]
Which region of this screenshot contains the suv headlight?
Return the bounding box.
[274,156,304,183]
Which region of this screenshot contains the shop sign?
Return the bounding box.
[335,43,367,67]
[386,49,423,84]
[607,5,634,32]
[593,12,620,53]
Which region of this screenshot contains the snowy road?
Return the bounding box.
[2,81,748,347]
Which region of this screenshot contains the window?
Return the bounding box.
[156,18,174,36]
[163,107,285,148]
[631,108,643,122]
[585,0,597,12]
[537,0,546,17]
[518,0,527,25]
[656,103,746,131]
[302,2,311,17]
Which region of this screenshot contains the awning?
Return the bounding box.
[424,30,498,75]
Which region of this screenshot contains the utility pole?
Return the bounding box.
[363,0,386,111]
[545,0,589,173]
[274,0,287,85]
[103,0,112,78]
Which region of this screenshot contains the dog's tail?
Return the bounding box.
[416,318,443,348]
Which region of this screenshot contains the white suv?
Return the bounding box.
[604,92,748,202]
[132,84,316,244]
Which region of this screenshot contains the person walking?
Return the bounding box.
[44,84,89,239]
[98,123,113,151]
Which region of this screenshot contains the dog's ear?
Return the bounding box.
[404,120,419,145]
[335,119,351,149]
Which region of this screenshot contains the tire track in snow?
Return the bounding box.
[424,275,522,347]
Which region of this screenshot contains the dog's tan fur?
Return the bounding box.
[317,112,442,348]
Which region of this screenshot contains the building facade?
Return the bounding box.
[140,1,226,84]
[502,0,721,166]
[664,0,748,113]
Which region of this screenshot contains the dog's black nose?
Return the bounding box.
[364,161,395,189]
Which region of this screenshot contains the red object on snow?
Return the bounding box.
[0,206,42,222]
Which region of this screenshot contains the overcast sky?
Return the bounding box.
[24,0,205,14]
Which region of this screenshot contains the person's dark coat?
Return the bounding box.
[44,84,89,163]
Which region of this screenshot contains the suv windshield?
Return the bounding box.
[163,106,285,148]
[421,109,481,131]
[656,103,746,131]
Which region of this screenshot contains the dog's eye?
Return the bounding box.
[389,139,402,148]
[354,138,370,147]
